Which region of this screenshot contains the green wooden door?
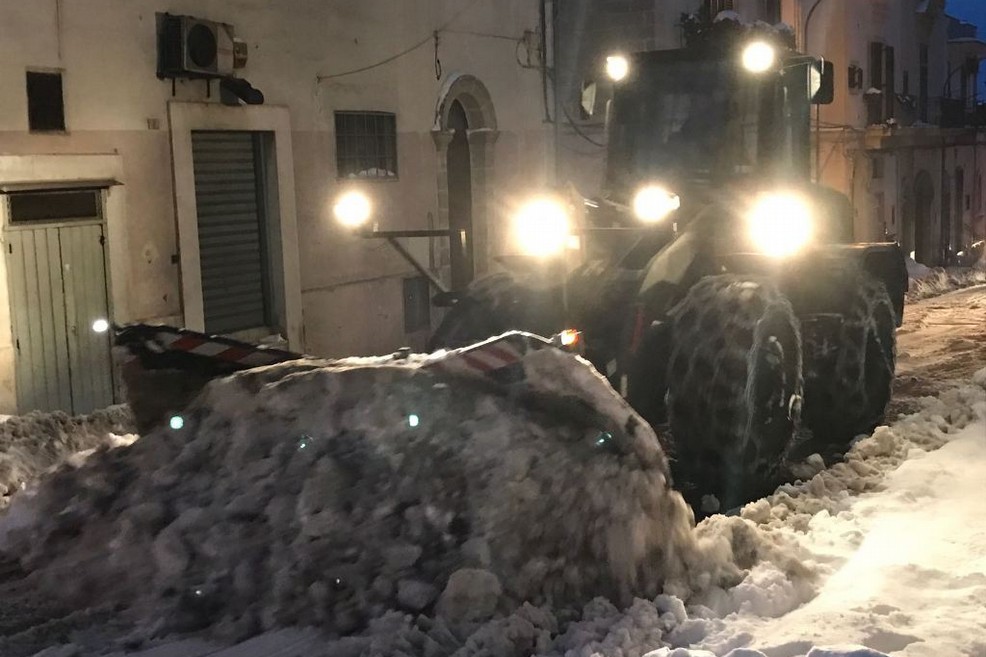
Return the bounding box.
[7,222,113,414]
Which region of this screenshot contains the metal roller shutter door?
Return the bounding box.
[191,131,269,334]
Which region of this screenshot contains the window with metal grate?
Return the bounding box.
[334,111,398,180]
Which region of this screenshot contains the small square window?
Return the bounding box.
[335,111,398,179]
[26,71,65,132]
[403,276,431,334]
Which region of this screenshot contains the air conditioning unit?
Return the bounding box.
[157,13,237,79]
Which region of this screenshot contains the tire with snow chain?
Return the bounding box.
[798,273,897,454]
[666,276,803,514]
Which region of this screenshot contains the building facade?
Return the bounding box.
[0,0,550,414]
[781,0,986,264]
[2,0,981,416]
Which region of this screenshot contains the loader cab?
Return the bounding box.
[604,44,833,202]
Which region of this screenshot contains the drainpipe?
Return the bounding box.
[804,0,830,184]
[940,137,948,265]
[541,0,559,185]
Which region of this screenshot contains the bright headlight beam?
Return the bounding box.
[513,198,572,257]
[632,186,681,223]
[742,41,776,74]
[748,193,813,258]
[606,55,629,82]
[91,319,110,334]
[333,190,372,228]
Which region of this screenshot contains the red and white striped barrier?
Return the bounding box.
[115,323,581,387]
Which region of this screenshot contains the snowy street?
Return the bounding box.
[4,1,986,656]
[0,285,985,657]
[894,284,986,408]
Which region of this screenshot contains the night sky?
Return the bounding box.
[946,0,986,95]
[947,0,986,31]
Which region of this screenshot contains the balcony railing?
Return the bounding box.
[937,97,986,128]
[867,94,986,128]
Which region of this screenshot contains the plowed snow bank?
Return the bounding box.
[0,350,754,647]
[0,406,134,505]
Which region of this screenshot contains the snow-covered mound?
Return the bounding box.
[600,371,986,657]
[0,349,750,646]
[906,264,986,300]
[0,406,134,504]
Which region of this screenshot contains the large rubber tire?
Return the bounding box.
[666,276,803,514]
[799,274,897,454]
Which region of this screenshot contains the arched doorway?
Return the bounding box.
[433,74,498,289]
[446,100,473,290]
[914,170,935,264]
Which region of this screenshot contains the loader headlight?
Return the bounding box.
[747,193,814,257]
[606,55,630,82]
[632,185,680,223]
[513,197,572,257]
[333,190,372,229]
[742,41,777,74]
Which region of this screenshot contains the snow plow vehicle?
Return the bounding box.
[114,30,905,517]
[423,31,907,511]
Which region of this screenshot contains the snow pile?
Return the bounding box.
[0,406,134,505]
[597,369,986,657]
[906,264,986,300]
[6,355,985,656]
[0,349,756,648]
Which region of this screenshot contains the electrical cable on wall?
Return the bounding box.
[316,0,485,82]
[434,31,442,80]
[559,100,605,147]
[317,37,433,81]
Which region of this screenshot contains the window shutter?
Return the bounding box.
[191,131,270,334]
[884,46,896,119]
[870,42,885,90]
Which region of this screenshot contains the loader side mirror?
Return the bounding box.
[812,59,835,105]
[581,81,598,118]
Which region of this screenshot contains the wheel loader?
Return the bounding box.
[428,30,907,512]
[113,28,905,518]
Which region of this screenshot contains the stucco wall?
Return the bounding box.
[0,0,551,375]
